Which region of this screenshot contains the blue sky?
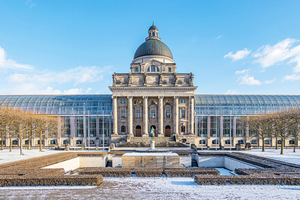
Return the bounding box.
[0,0,300,95]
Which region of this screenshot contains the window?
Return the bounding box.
[12,140,18,145]
[151,65,156,72]
[151,110,156,118]
[121,126,126,132]
[289,140,295,144]
[199,140,206,144]
[121,110,126,118]
[136,110,141,118]
[238,140,244,144]
[90,140,95,145]
[63,140,69,144]
[37,140,44,145]
[225,140,231,144]
[166,110,171,118]
[76,140,82,145]
[251,140,257,144]
[50,140,56,144]
[181,110,185,118]
[181,126,185,133]
[212,140,219,144]
[168,68,171,72]
[25,140,29,145]
[120,99,126,104]
[264,140,270,145]
[278,140,282,144]
[180,98,186,103]
[135,67,138,72]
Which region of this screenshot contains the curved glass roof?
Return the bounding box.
[0,95,112,115]
[195,95,300,115]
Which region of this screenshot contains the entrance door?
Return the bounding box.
[150,125,157,137]
[165,125,171,137]
[136,125,141,137]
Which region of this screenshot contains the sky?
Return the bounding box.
[0,0,300,95]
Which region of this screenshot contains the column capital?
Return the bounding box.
[174,96,179,99]
[189,96,195,99]
[158,96,164,99]
[112,96,117,99]
[143,96,148,99]
[127,96,133,99]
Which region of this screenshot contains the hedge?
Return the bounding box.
[79,168,132,177]
[165,168,219,177]
[134,168,163,177]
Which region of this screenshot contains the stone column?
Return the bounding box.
[128,96,133,136]
[195,116,198,136]
[143,96,148,136]
[174,96,179,135]
[189,96,194,134]
[158,96,164,137]
[112,96,118,135]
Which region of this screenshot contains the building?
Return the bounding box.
[1,24,300,148]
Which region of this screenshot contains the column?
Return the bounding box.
[112,96,118,135]
[158,96,164,137]
[57,117,62,146]
[128,96,133,135]
[220,116,223,138]
[174,96,179,135]
[143,96,148,136]
[189,96,194,134]
[195,116,198,136]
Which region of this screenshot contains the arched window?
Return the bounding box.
[76,140,82,145]
[238,140,244,144]
[121,126,126,132]
[225,140,231,144]
[12,140,18,145]
[212,139,219,144]
[181,126,185,133]
[147,65,159,72]
[199,140,206,144]
[251,140,257,144]
[289,140,295,144]
[182,139,187,143]
[25,140,29,145]
[90,140,95,145]
[37,140,44,145]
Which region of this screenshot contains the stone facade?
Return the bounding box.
[109,24,197,144]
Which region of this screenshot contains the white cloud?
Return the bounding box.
[0,47,33,70]
[225,89,239,94]
[282,74,300,81]
[264,78,276,84]
[235,69,250,74]
[8,66,111,85]
[86,88,92,93]
[224,48,251,61]
[216,35,222,40]
[238,74,261,85]
[254,38,300,72]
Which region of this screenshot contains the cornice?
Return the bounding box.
[109,86,198,91]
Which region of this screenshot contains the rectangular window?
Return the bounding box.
[166,110,171,118]
[121,110,126,118]
[180,99,186,103]
[135,67,138,72]
[181,110,185,118]
[151,65,155,72]
[120,99,126,104]
[136,110,141,118]
[151,110,156,118]
[168,68,171,72]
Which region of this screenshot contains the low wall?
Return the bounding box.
[44,156,108,171]
[112,156,122,167]
[196,156,258,170]
[180,156,191,167]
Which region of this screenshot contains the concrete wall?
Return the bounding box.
[180,156,191,167]
[196,155,258,170]
[112,156,122,167]
[43,157,80,172]
[224,157,257,171]
[43,156,108,171]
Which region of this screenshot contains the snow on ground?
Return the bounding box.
[0,149,65,165]
[242,148,300,165]
[0,177,299,200]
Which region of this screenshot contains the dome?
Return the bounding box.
[148,25,158,31]
[134,39,173,59]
